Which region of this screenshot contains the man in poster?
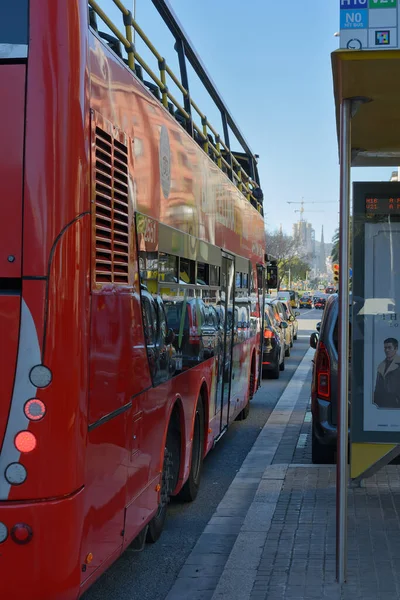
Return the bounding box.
[374,338,400,408]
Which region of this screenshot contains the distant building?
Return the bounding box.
[390,169,400,182]
[292,220,315,261]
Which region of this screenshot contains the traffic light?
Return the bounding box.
[333,263,339,284]
[267,264,278,290]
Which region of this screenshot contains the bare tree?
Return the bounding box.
[266,229,311,288]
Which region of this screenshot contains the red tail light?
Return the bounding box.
[316,341,330,400]
[264,330,274,339]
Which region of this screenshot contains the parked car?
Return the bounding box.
[299,295,313,309]
[265,302,287,363]
[269,299,292,356]
[261,308,286,379]
[280,300,300,341]
[309,293,351,464]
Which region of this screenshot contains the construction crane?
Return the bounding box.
[287,199,337,221]
[294,209,323,216]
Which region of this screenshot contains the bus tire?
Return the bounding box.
[178,396,204,503]
[146,425,179,543]
[237,360,255,420]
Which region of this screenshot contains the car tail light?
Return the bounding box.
[316,341,330,400]
[11,523,33,545]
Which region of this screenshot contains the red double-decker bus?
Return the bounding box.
[0,1,265,598]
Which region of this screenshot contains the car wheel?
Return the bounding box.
[311,425,335,465]
[279,357,285,371]
[294,331,298,341]
[285,346,290,358]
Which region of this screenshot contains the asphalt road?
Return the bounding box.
[83,309,319,600]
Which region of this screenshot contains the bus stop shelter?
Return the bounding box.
[332,48,400,583]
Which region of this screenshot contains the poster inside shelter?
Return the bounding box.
[363,223,400,431]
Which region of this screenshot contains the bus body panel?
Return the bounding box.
[88,35,265,266]
[0,64,25,278]
[6,217,91,502]
[81,414,127,580]
[23,0,90,277]
[0,489,85,600]
[0,296,21,447]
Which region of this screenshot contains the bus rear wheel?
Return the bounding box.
[237,362,255,420]
[178,396,204,503]
[146,426,179,543]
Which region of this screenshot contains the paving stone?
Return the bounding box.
[211,568,257,600]
[165,591,215,600]
[224,531,267,571]
[167,576,221,595]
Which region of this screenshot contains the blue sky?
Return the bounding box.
[100,0,393,244]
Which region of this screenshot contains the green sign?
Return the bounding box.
[369,0,397,8]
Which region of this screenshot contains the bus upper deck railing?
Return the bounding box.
[88,0,264,215]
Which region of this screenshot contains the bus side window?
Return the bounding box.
[157,299,168,344]
[142,297,155,347]
[141,294,158,382]
[155,296,176,381]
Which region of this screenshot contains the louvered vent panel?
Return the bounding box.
[94,127,129,284]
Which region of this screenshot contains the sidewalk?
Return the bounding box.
[166,348,400,600]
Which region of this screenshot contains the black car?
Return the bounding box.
[261,309,285,379]
[309,293,351,464]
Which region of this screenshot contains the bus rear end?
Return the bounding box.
[0,2,90,598]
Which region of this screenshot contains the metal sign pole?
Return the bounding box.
[336,98,351,584]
